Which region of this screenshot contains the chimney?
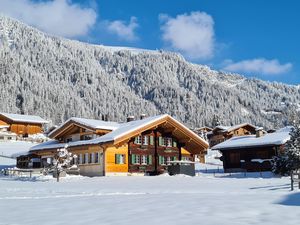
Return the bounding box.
[140,114,146,120]
[127,116,135,122]
[256,127,264,138]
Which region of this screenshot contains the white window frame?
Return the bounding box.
[135,136,142,144]
[141,155,147,165]
[142,136,148,145]
[166,138,172,147]
[134,155,140,165]
[167,156,171,165]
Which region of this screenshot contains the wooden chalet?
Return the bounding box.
[207,123,258,147]
[211,128,290,172]
[18,114,208,176]
[0,112,49,137]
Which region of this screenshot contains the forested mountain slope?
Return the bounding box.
[0,15,299,128]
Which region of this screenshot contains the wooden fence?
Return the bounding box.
[1,168,34,178]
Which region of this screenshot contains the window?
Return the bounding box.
[7,137,12,140]
[141,155,148,165]
[131,154,140,164]
[115,154,126,164]
[142,136,148,145]
[66,138,72,143]
[166,138,172,147]
[148,155,152,165]
[82,135,92,140]
[182,156,189,161]
[167,156,171,165]
[95,152,99,163]
[90,153,95,163]
[149,136,154,145]
[79,154,83,164]
[159,156,166,165]
[0,136,4,140]
[85,153,89,164]
[134,136,142,144]
[173,140,177,148]
[158,136,164,146]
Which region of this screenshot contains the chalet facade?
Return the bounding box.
[207,123,258,147]
[18,115,208,176]
[0,113,49,137]
[212,128,290,172]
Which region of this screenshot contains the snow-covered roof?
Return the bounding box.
[214,123,257,133]
[31,114,208,153]
[70,117,120,130]
[32,115,167,151]
[0,141,37,158]
[0,125,9,128]
[211,128,290,151]
[0,112,49,124]
[48,117,120,137]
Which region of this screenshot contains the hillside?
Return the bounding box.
[0,15,299,128]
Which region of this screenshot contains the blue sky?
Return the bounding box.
[1,0,299,84]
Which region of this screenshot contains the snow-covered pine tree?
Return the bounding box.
[272,115,300,175]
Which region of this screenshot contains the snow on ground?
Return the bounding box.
[0,164,299,225]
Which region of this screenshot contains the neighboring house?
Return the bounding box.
[0,112,49,137]
[194,126,213,135]
[211,128,290,172]
[0,131,17,141]
[207,123,258,147]
[17,114,208,176]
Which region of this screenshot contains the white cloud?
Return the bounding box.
[223,58,292,75]
[159,11,215,60]
[107,17,138,41]
[0,0,97,38]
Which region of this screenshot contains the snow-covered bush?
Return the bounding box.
[51,145,78,181]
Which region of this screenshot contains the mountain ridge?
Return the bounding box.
[0,15,299,129]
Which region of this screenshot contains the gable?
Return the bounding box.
[49,119,117,139]
[104,115,208,155]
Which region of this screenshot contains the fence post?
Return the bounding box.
[298,173,300,189]
[291,171,294,191]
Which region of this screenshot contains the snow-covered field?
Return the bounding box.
[0,164,299,225]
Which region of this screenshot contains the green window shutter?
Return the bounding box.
[131,154,136,164]
[159,156,162,165]
[115,154,119,164]
[150,136,154,145]
[159,137,163,146]
[134,137,138,144]
[148,155,152,165]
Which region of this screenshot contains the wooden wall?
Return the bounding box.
[221,146,277,172]
[105,144,129,174]
[10,123,42,135]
